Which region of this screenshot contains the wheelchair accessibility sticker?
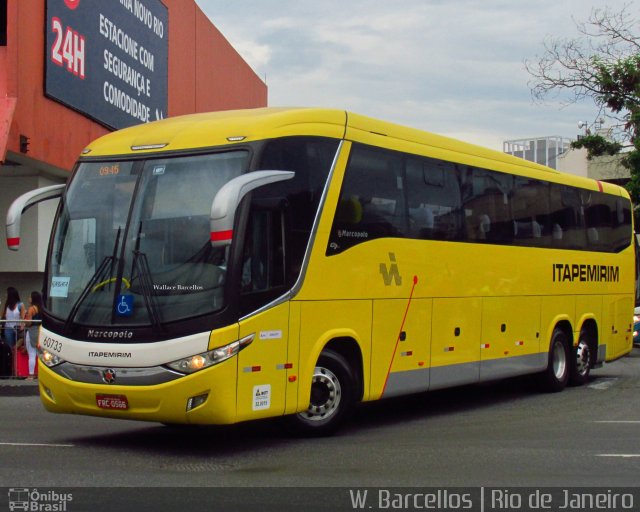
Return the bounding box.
[116,294,134,317]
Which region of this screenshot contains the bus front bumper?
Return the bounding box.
[37,359,239,425]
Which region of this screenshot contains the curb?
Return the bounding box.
[0,379,40,397]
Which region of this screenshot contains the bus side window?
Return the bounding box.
[462,167,513,243]
[550,185,586,250]
[328,144,406,253]
[239,206,287,314]
[406,158,462,241]
[611,197,632,253]
[512,177,549,246]
[584,199,611,251]
[258,136,338,283]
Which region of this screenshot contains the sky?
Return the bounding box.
[193,0,635,151]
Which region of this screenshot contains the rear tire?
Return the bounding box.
[537,327,570,392]
[569,331,592,386]
[287,349,356,437]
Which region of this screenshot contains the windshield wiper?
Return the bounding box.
[130,249,164,333]
[124,221,164,333]
[63,227,122,334]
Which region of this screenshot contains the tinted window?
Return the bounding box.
[462,166,513,243]
[584,190,612,251]
[511,177,550,246]
[329,145,406,253]
[251,136,338,287]
[611,195,633,252]
[549,185,586,249]
[406,157,463,240]
[326,142,631,255]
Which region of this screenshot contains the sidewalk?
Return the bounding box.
[0,378,40,397]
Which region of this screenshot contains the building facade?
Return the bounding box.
[504,133,629,185]
[503,136,572,170]
[0,0,267,298]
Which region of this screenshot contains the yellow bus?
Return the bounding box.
[6,108,636,435]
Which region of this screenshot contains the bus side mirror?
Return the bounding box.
[6,184,65,251]
[210,170,294,248]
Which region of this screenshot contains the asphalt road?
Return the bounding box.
[1,349,639,497]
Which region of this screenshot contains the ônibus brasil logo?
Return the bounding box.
[8,488,73,511]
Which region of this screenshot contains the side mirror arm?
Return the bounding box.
[6,184,65,251]
[210,170,294,247]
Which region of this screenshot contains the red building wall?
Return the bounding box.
[0,0,267,171]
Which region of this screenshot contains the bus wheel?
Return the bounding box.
[569,332,591,386]
[288,350,356,436]
[537,327,570,392]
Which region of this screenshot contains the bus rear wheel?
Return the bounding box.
[537,327,570,393]
[288,349,356,436]
[569,332,592,386]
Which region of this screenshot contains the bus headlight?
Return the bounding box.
[165,333,254,374]
[38,347,65,368]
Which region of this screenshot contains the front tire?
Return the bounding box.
[537,327,570,392]
[287,350,356,436]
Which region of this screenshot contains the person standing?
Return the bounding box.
[2,287,25,349]
[24,291,43,379]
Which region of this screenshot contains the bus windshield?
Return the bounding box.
[47,151,248,327]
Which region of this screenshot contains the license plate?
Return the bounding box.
[96,394,129,410]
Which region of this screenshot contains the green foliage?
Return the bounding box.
[570,134,622,158]
[527,6,640,214]
[593,55,640,139]
[589,56,640,208]
[622,147,640,210]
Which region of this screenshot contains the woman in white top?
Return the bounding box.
[2,287,25,349]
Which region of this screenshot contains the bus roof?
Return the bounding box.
[82,108,348,157]
[80,107,627,197]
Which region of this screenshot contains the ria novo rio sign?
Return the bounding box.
[45,0,168,129]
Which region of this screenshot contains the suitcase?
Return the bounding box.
[0,341,12,377]
[15,347,37,378]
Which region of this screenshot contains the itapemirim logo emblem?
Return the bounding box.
[8,488,73,511]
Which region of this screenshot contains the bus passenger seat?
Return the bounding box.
[552,223,563,240]
[532,221,542,238]
[478,214,491,239]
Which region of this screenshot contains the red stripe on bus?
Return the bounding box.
[7,237,19,247]
[381,275,418,397]
[210,230,233,242]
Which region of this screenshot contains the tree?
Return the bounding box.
[526,4,640,210]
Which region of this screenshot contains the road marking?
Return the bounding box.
[588,378,618,390]
[594,420,640,424]
[597,454,640,458]
[0,442,73,448]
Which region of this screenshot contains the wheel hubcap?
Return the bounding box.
[553,340,567,380]
[299,366,342,422]
[575,340,591,377]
